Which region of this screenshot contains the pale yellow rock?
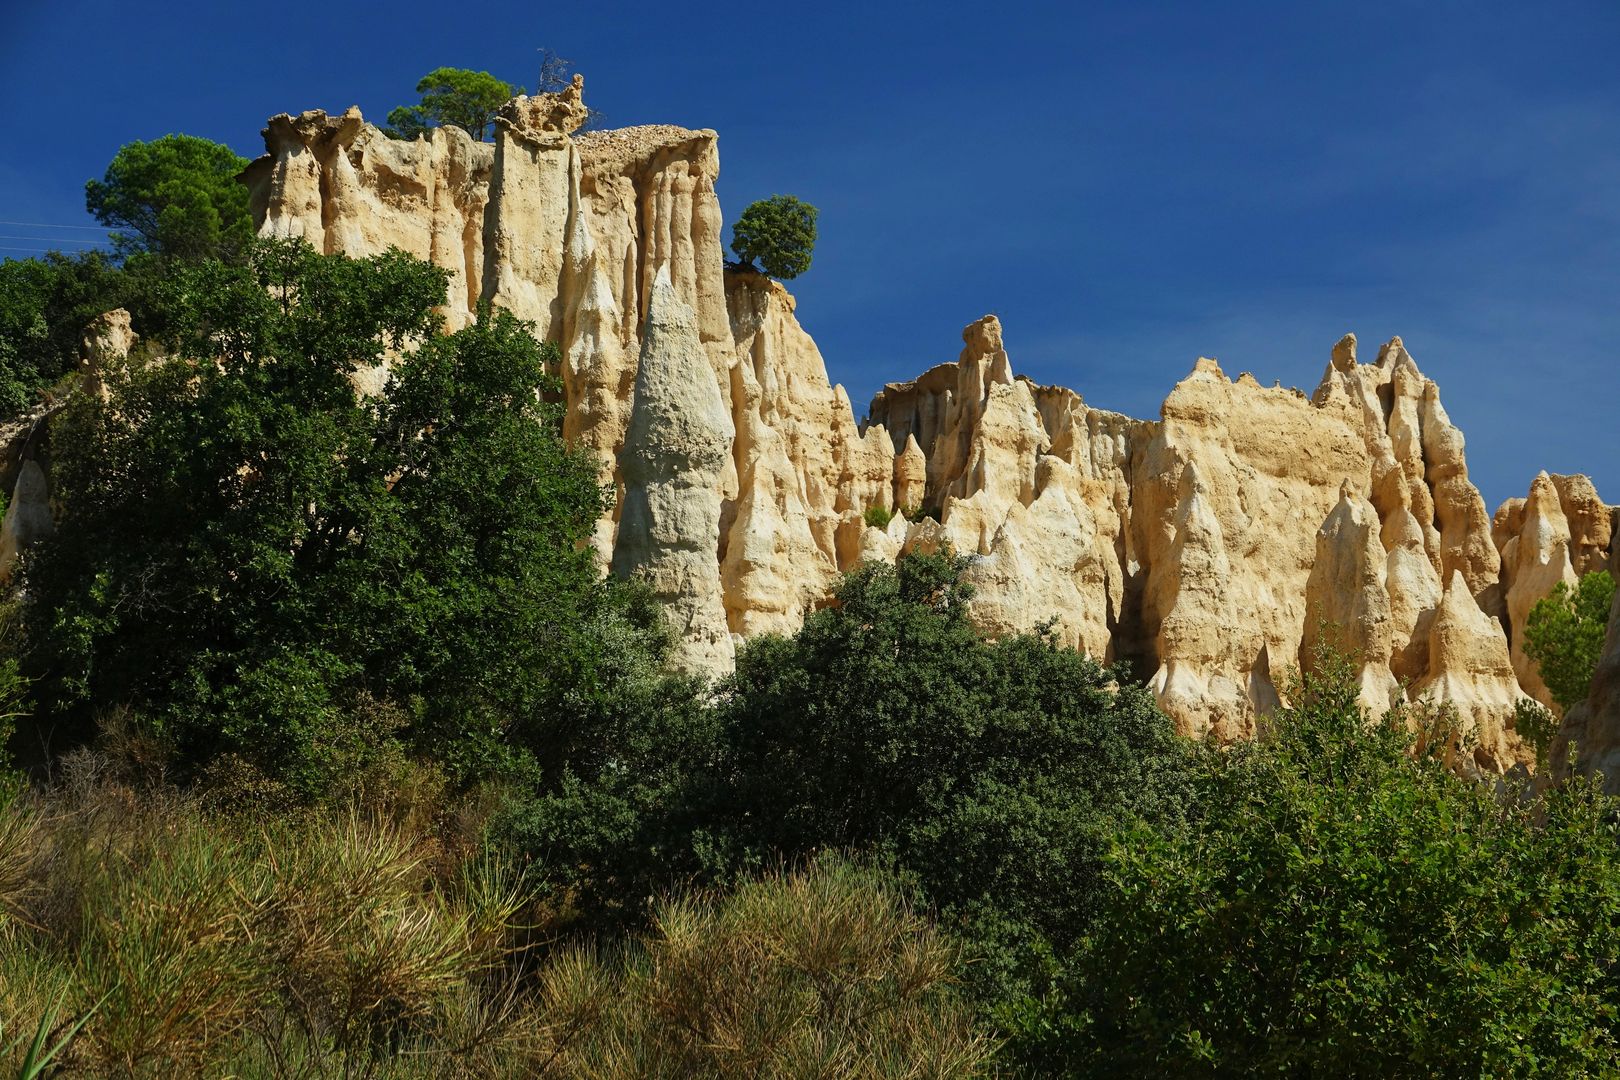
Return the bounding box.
[1502,472,1580,707]
[244,107,493,330]
[1384,487,1444,684]
[724,269,894,590]
[242,90,1612,714]
[611,268,734,674]
[894,434,927,513]
[1135,356,1366,738]
[1412,571,1532,772]
[961,458,1112,657]
[0,460,52,583]
[1301,484,1402,713]
[1149,464,1256,740]
[720,430,838,638]
[1549,473,1614,577]
[79,307,135,401]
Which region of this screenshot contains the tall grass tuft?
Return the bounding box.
[533,858,997,1076]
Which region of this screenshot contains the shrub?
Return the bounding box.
[19,239,627,796]
[0,781,536,1076]
[1524,569,1615,711]
[1030,641,1620,1077]
[863,504,894,529]
[705,552,1191,1006]
[730,194,818,280]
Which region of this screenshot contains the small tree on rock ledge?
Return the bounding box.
[730,195,818,280]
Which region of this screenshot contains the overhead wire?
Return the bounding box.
[0,234,105,245]
[0,220,110,232]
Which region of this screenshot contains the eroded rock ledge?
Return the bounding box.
[225,83,1618,773]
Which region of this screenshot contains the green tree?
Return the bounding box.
[0,252,130,417]
[17,239,628,795]
[1033,643,1620,1077]
[703,553,1190,1005]
[84,135,253,263]
[729,195,818,280]
[385,68,516,142]
[1524,569,1615,712]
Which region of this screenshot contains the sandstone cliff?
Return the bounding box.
[233,83,1612,775]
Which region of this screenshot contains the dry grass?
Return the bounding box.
[0,774,994,1078]
[529,860,997,1078]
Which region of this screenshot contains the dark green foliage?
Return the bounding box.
[385,68,516,142]
[17,239,621,795]
[1028,642,1620,1077]
[1514,696,1560,772]
[490,582,721,924]
[705,552,1190,1004]
[729,195,818,280]
[84,135,253,263]
[0,253,130,417]
[1525,569,1615,711]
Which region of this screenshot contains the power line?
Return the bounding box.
[0,220,109,232]
[0,245,109,255]
[0,234,105,246]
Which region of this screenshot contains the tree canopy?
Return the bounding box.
[1525,569,1615,711]
[0,252,130,416]
[1019,645,1620,1076]
[385,68,516,142]
[17,238,629,795]
[84,134,253,263]
[696,553,1191,1003]
[729,194,818,280]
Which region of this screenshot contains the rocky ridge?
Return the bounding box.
[27,80,1601,779]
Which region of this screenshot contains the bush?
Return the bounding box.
[730,194,818,280]
[1028,641,1620,1077]
[1525,569,1615,711]
[863,504,894,529]
[17,239,630,796]
[0,781,992,1077]
[704,552,1191,1006]
[0,252,131,419]
[0,780,532,1076]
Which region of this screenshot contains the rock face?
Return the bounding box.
[244,86,1614,774]
[611,269,734,673]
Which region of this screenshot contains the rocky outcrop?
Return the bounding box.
[240,86,1614,770]
[611,269,734,673]
[1499,473,1580,707]
[1411,571,1533,772]
[0,461,53,584]
[1302,485,1400,714]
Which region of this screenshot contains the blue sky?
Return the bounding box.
[2,0,1615,510]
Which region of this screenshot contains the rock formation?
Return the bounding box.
[1412,571,1533,773]
[611,269,734,673]
[238,83,1615,773]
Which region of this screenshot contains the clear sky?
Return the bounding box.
[2,0,1615,510]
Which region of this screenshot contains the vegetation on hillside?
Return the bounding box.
[0,133,1618,1077]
